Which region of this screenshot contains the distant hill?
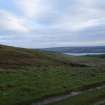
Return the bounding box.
[0,44,90,69]
[43,46,105,53]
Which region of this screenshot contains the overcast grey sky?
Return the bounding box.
[0,0,105,48]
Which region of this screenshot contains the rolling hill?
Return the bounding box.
[43,46,105,53]
[0,45,105,105]
[0,45,91,69]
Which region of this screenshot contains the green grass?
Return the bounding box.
[51,87,105,105]
[0,67,105,105]
[0,45,105,105]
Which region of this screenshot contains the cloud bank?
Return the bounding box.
[0,0,105,48]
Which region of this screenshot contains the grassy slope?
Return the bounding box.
[0,45,105,105]
[52,87,105,105]
[0,45,89,69]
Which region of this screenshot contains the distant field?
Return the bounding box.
[0,45,105,105]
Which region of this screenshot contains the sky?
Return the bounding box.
[0,0,105,48]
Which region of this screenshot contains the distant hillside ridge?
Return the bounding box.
[43,46,105,53]
[0,44,90,69]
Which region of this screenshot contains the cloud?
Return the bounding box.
[13,0,36,18]
[54,0,105,31]
[0,0,105,48]
[0,10,30,33]
[13,0,57,19]
[12,0,105,31]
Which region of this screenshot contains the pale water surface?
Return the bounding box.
[64,53,105,56]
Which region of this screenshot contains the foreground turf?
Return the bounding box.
[51,86,105,105]
[0,66,105,105]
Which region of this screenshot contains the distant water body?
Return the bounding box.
[64,53,105,56]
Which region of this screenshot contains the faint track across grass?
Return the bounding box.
[32,81,105,105]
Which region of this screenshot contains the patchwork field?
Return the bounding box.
[0,45,105,105]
